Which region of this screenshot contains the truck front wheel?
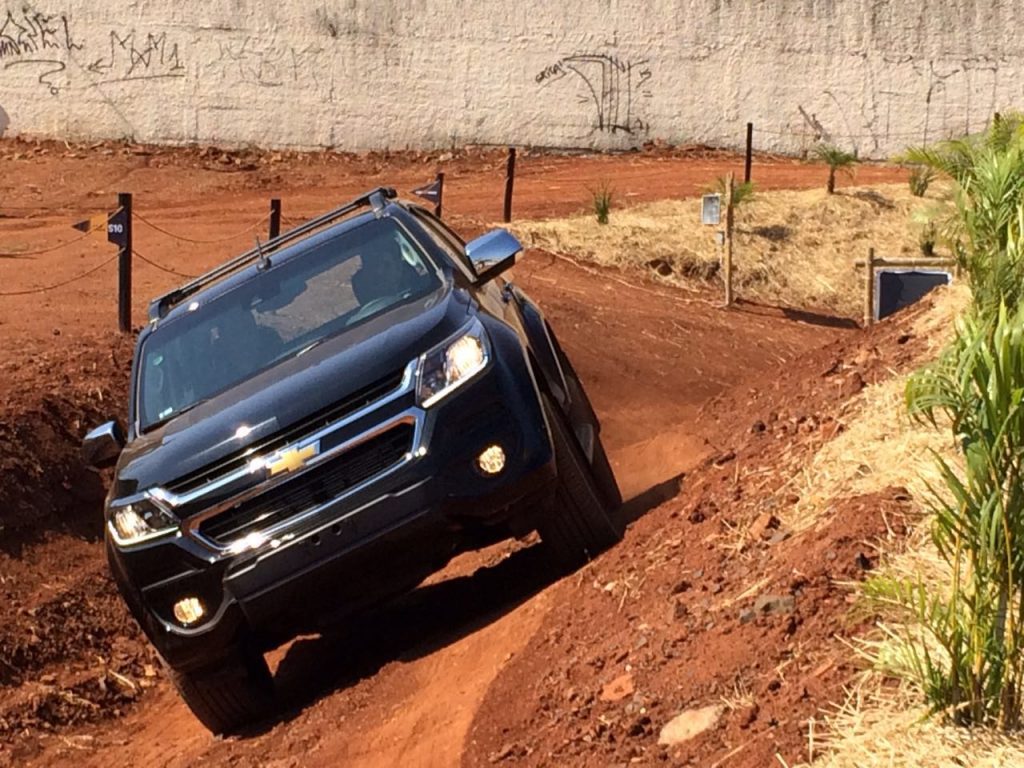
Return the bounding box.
[165,647,275,734]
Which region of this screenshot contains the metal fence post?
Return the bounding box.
[269,198,281,239]
[118,192,133,333]
[503,147,516,223]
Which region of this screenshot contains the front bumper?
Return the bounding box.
[108,343,554,672]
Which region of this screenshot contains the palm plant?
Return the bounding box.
[908,165,935,197]
[813,144,857,194]
[896,302,1024,728]
[709,175,755,208]
[872,112,1024,730]
[905,121,1024,313]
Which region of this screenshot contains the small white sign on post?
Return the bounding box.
[701,194,721,226]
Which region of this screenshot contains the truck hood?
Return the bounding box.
[114,284,472,495]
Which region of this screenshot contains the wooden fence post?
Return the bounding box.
[744,123,753,184]
[269,198,281,239]
[724,173,735,306]
[864,247,876,326]
[435,172,444,218]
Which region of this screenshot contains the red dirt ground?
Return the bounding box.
[0,140,915,767]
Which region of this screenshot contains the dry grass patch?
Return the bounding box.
[809,530,1024,767]
[511,183,945,318]
[800,677,1024,768]
[783,284,970,534]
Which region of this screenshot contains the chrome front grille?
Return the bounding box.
[198,422,414,546]
[166,368,407,496]
[144,358,423,557]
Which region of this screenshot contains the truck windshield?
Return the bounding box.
[136,218,440,431]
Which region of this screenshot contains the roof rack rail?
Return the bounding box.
[148,187,398,320]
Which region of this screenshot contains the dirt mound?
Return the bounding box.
[0,332,133,547]
[462,296,943,767]
[0,333,156,765]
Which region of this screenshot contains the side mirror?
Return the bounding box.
[82,421,125,470]
[465,229,522,284]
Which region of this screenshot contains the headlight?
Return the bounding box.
[417,319,489,407]
[108,497,178,547]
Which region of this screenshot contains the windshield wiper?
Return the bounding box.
[295,339,323,358]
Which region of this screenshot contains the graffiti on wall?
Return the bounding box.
[86,30,185,83]
[1,5,186,95]
[780,56,1008,157]
[1,3,1023,156]
[536,52,652,135]
[214,37,330,100]
[0,8,79,94]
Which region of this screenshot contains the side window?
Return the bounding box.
[411,208,476,281]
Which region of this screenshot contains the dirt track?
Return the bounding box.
[0,142,906,766]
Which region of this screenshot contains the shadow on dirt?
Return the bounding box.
[731,299,860,330]
[780,307,861,329]
[247,472,687,735]
[0,472,108,558]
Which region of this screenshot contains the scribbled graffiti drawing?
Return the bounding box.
[3,58,65,95]
[0,9,77,59]
[536,53,652,135]
[0,7,78,94]
[216,37,326,90]
[87,30,185,82]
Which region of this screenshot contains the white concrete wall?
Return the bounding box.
[1,1,1022,158]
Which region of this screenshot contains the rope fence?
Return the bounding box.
[132,249,198,279]
[0,119,966,326]
[132,209,270,244]
[0,253,120,296]
[0,215,110,258]
[0,197,278,314]
[754,126,928,141]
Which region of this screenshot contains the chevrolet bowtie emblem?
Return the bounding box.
[268,443,319,476]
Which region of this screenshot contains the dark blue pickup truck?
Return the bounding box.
[82,188,621,733]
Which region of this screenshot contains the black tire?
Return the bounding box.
[538,395,623,570]
[590,432,623,510]
[165,649,275,735]
[559,366,622,511]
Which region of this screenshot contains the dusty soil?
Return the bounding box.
[0,140,916,767]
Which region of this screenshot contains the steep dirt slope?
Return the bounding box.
[1,255,843,768]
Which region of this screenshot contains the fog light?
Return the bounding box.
[173,597,206,626]
[477,444,506,475]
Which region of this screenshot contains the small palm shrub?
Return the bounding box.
[709,175,755,208]
[813,144,858,194]
[909,165,935,197]
[873,113,1024,731]
[882,303,1024,728]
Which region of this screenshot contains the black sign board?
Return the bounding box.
[106,207,129,248]
[876,269,951,320]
